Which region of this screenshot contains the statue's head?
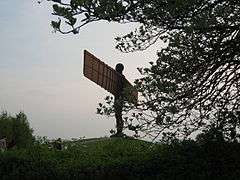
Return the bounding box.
[115,63,124,74]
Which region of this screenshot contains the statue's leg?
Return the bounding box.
[114,98,124,134]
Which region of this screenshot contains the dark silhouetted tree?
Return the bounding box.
[0,112,34,148]
[43,0,240,141]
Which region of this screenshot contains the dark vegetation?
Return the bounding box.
[0,112,239,179]
[0,112,34,149]
[1,137,240,180]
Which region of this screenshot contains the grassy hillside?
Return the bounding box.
[0,138,240,180]
[0,138,157,180]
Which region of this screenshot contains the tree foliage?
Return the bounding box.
[44,0,240,141]
[0,112,34,148]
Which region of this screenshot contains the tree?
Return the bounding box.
[0,112,34,148]
[43,0,240,141]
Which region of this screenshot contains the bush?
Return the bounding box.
[0,111,34,148]
[0,138,240,179]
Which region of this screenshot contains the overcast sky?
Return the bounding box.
[0,1,162,139]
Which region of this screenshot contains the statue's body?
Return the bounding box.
[83,50,137,137]
[114,63,125,136]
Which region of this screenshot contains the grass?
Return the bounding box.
[0,137,158,179]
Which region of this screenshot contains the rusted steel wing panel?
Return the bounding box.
[84,50,118,95]
[83,50,138,102]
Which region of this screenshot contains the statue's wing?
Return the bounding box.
[83,50,118,95]
[84,50,138,102]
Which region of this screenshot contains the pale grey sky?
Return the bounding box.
[0,1,162,139]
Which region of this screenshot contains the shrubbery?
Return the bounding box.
[0,111,34,149]
[0,138,240,180]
